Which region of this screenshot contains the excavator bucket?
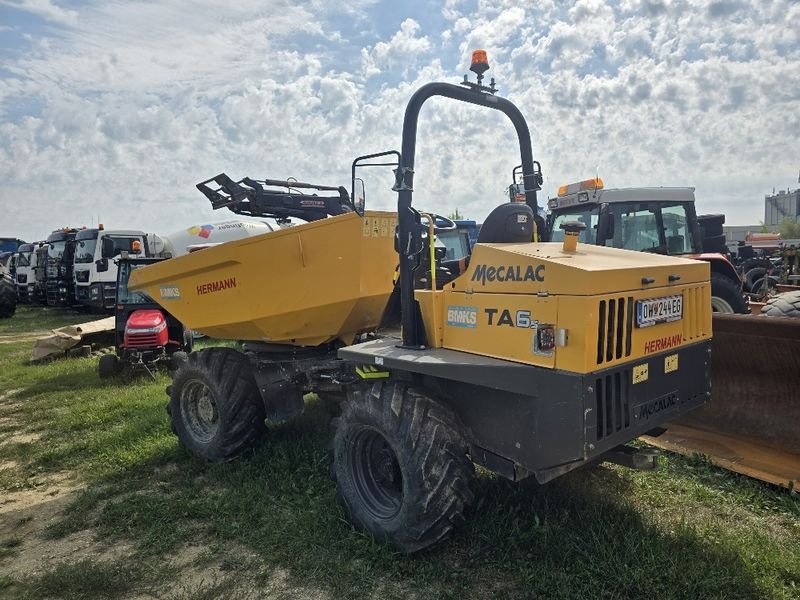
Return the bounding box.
[644,313,800,488]
[127,211,398,346]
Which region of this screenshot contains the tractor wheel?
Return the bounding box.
[761,291,800,318]
[331,382,474,553]
[168,347,266,462]
[743,267,768,292]
[710,272,747,314]
[740,258,773,274]
[0,278,16,319]
[98,354,121,379]
[751,275,779,294]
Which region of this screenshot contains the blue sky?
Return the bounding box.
[1,0,798,241]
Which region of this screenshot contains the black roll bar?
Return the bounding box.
[393,81,539,349]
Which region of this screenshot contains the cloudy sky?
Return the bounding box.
[1,0,798,242]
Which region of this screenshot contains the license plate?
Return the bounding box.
[636,295,683,327]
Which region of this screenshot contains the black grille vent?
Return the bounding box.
[594,371,631,441]
[596,297,634,364]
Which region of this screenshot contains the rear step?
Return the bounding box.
[602,445,660,470]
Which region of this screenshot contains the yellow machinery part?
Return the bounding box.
[128,211,398,345]
[418,242,712,374]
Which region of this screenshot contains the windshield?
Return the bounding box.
[549,210,598,244]
[609,202,694,253]
[48,241,67,260]
[436,230,471,261]
[17,252,32,267]
[117,263,153,305]
[75,237,98,263]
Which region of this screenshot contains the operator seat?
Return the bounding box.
[477,203,534,243]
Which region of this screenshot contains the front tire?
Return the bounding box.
[710,272,747,314]
[168,347,265,462]
[98,354,120,379]
[331,382,474,553]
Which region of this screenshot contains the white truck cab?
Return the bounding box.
[74,227,148,310]
[13,243,38,302]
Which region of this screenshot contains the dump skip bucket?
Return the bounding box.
[645,313,800,487]
[129,211,398,346]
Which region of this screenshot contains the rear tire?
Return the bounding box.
[170,351,189,371]
[761,290,800,318]
[710,272,747,314]
[331,382,474,553]
[168,347,266,462]
[0,279,16,319]
[98,354,120,379]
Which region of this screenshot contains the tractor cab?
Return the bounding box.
[98,255,192,378]
[546,180,703,254]
[545,179,746,313]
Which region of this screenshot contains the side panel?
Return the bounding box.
[441,290,558,367]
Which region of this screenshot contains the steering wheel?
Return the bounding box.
[419,212,457,232]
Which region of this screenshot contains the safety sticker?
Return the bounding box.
[664,354,678,373]
[632,363,649,385]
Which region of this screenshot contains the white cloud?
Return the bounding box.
[1,0,77,25]
[1,0,799,243]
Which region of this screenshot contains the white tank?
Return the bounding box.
[149,220,276,258]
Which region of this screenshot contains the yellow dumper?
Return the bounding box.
[132,52,714,553]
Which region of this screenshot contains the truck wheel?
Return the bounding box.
[98,354,121,379]
[710,272,747,314]
[761,291,800,318]
[0,279,16,319]
[168,347,265,462]
[331,382,474,553]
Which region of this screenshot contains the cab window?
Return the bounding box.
[549,211,598,244]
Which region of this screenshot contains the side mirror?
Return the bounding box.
[597,204,614,243]
[96,258,109,272]
[101,237,115,259]
[352,178,366,216]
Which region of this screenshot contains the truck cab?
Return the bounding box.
[13,243,37,303]
[545,180,746,313]
[45,229,79,307]
[74,227,148,310]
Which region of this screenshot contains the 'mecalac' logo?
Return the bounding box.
[188,224,215,239]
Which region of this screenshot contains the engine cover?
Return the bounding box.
[124,309,168,348]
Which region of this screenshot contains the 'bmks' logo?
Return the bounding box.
[188,224,215,239]
[447,306,477,329]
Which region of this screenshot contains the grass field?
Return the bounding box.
[0,306,798,599]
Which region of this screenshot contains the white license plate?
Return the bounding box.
[636,295,683,327]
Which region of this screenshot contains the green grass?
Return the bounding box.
[0,305,88,336]
[0,308,798,599]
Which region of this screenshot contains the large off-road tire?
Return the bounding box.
[743,267,768,292]
[740,258,773,274]
[98,354,121,379]
[710,272,747,314]
[168,347,266,462]
[331,382,474,553]
[0,278,16,319]
[761,290,800,318]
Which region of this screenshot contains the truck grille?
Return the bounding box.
[594,370,631,441]
[125,333,161,348]
[596,297,633,365]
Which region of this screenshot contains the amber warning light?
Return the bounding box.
[470,49,489,75]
